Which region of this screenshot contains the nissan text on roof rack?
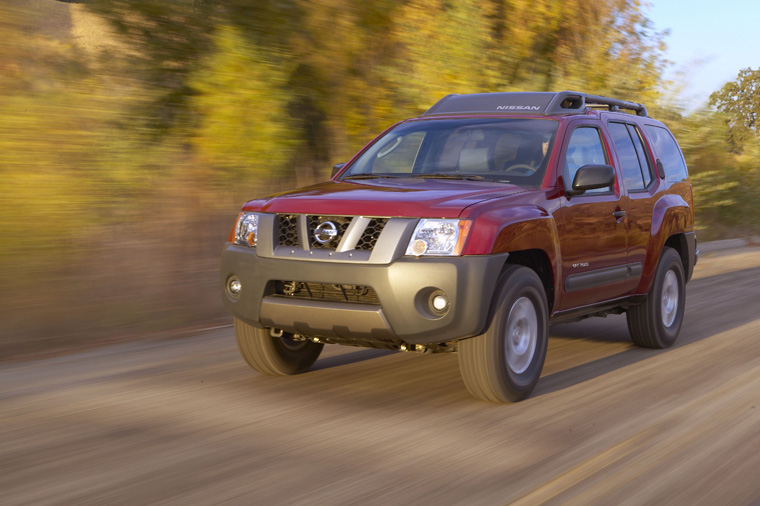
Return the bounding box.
[220,91,697,403]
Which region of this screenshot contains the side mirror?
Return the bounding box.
[567,164,615,197]
[331,163,346,178]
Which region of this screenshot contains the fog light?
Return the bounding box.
[228,277,242,296]
[432,294,448,311]
[429,291,449,315]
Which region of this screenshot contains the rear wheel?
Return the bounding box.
[627,247,686,348]
[458,265,549,403]
[234,318,323,375]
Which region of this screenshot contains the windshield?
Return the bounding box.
[340,118,558,187]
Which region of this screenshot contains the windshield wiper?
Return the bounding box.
[342,174,403,180]
[410,173,486,181]
[343,173,488,181]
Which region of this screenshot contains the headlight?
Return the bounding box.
[234,212,259,247]
[405,219,471,256]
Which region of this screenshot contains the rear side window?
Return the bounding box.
[644,125,688,182]
[563,127,610,194]
[608,122,652,191]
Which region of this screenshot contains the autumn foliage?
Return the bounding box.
[0,0,757,358]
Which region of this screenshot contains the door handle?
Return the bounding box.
[612,210,627,219]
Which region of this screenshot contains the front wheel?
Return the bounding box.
[627,247,686,348]
[458,265,549,403]
[234,318,323,375]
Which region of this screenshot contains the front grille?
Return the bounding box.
[356,218,388,250]
[275,214,388,251]
[276,281,380,304]
[278,214,299,247]
[308,215,351,249]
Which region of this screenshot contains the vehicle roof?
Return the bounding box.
[421,91,648,119]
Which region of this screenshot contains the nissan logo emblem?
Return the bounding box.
[314,221,338,244]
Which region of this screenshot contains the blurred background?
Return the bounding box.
[1,0,758,360]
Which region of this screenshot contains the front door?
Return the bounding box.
[555,122,635,310]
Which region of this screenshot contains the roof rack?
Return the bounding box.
[421,91,648,118]
[581,93,648,117]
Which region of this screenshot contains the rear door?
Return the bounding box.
[606,120,658,278]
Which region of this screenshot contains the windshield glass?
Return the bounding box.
[340,118,558,187]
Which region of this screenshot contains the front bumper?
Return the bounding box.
[220,244,507,348]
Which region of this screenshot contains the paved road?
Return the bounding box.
[3,248,760,505]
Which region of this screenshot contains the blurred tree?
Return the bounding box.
[86,0,669,178]
[87,0,216,133]
[671,109,740,230]
[481,0,667,104]
[188,25,297,181]
[662,104,760,238]
[390,0,493,106]
[0,3,102,258]
[710,67,760,148]
[88,0,391,180]
[548,0,666,103]
[486,0,566,90]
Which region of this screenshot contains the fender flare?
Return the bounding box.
[637,194,694,293]
[465,205,561,311]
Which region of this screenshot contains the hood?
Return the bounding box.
[244,179,532,218]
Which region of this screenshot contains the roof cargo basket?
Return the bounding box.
[421,91,648,117]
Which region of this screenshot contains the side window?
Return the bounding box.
[370,131,426,173]
[644,125,688,182]
[628,125,653,187]
[563,126,610,194]
[608,122,646,191]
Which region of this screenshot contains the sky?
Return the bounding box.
[647,0,760,109]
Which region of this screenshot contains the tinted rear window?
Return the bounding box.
[644,125,688,182]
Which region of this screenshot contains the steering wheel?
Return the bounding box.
[504,164,537,176]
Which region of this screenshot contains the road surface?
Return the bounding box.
[3,247,760,505]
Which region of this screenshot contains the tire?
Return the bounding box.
[458,265,549,403]
[234,318,323,375]
[627,247,685,349]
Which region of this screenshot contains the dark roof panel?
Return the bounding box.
[421,91,647,118]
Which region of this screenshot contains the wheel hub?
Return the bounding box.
[505,297,538,374]
[661,269,679,328]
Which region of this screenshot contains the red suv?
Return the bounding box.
[221,91,697,402]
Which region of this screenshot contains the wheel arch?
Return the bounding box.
[503,249,555,314]
[663,233,691,281]
[472,250,554,340]
[636,194,695,293]
[466,206,561,314]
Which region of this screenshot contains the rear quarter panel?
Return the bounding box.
[634,184,694,294]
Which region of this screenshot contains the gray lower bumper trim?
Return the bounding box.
[221,243,509,345]
[260,297,395,342]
